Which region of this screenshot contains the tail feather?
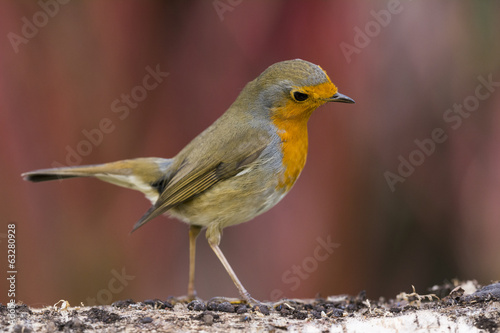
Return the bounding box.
[22,166,99,182]
[22,158,173,204]
[23,172,80,182]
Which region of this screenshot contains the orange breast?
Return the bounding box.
[271,104,311,191]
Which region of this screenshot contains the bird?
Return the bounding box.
[22,59,354,305]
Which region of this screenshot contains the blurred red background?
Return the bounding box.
[1,0,500,307]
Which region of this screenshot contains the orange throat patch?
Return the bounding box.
[272,109,310,192]
[271,79,337,192]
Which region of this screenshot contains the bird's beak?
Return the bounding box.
[327,92,355,104]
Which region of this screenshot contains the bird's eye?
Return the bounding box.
[292,91,309,102]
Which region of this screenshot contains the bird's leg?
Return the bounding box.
[208,239,259,306]
[187,225,202,300]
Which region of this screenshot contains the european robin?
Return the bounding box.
[22,59,354,305]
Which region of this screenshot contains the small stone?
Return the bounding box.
[217,302,235,313]
[187,300,206,311]
[331,308,344,317]
[144,299,157,306]
[144,299,169,309]
[236,304,248,314]
[207,301,219,311]
[253,304,270,315]
[202,313,214,325]
[465,282,500,302]
[314,305,326,313]
[140,316,153,324]
[163,300,174,309]
[112,299,135,308]
[14,304,32,314]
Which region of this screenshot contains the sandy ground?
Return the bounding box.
[2,281,499,332]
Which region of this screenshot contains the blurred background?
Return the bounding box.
[1,0,500,307]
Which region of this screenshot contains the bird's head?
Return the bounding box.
[252,59,354,120]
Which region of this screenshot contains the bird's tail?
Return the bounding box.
[21,157,172,204]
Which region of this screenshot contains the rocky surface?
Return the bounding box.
[2,281,499,332]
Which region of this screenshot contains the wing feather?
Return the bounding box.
[131,145,267,231]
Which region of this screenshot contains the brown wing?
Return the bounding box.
[131,145,266,232]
